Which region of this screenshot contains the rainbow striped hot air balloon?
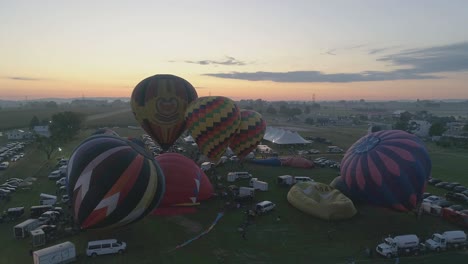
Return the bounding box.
[229,110,266,160]
[67,135,165,229]
[185,96,241,162]
[131,74,198,151]
[339,130,431,211]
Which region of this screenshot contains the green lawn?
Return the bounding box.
[0,127,467,264]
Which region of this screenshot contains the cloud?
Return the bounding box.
[204,42,468,83]
[204,70,438,83]
[6,76,44,81]
[368,45,402,55]
[184,56,246,66]
[377,42,468,74]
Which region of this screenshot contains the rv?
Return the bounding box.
[33,241,76,264]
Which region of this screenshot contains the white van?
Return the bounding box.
[86,239,127,257]
[255,201,276,214]
[33,241,76,264]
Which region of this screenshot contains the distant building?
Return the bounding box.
[6,129,32,140]
[392,110,406,118]
[33,125,51,138]
[409,120,431,137]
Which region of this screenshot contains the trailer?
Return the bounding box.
[14,218,43,239]
[33,241,76,264]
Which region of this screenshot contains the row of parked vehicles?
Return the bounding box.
[376,230,467,258]
[0,177,30,201]
[0,141,27,165]
[428,178,468,194]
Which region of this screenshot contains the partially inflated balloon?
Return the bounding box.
[339,130,431,211]
[229,110,266,159]
[131,74,198,150]
[152,153,213,215]
[92,128,119,137]
[185,96,240,161]
[67,135,165,229]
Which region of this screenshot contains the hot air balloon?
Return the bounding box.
[131,74,198,151]
[92,128,120,137]
[229,110,266,160]
[185,96,241,161]
[152,153,213,215]
[67,135,165,229]
[339,130,431,211]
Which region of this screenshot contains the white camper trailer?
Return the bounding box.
[33,241,76,264]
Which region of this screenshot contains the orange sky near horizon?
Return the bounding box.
[2,73,467,101]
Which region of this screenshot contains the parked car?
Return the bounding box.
[61,195,70,204]
[453,185,467,193]
[0,161,9,170]
[10,155,20,162]
[86,239,127,257]
[428,178,442,185]
[435,182,449,188]
[48,170,62,180]
[423,195,443,204]
[422,192,432,199]
[444,182,462,190]
[452,193,468,203]
[435,200,453,208]
[462,190,468,197]
[448,204,464,211]
[56,177,67,186]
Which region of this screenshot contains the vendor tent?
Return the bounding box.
[263,127,311,145]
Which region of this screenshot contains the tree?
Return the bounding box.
[266,106,277,115]
[305,117,315,125]
[393,111,412,132]
[429,122,447,136]
[36,135,59,160]
[49,111,84,141]
[29,116,40,129]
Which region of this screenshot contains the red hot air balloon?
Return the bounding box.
[131,74,198,151]
[185,96,241,162]
[67,135,165,229]
[339,130,431,211]
[152,153,213,215]
[229,110,266,160]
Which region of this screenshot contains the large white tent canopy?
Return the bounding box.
[263,127,311,144]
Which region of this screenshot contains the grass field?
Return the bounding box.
[0,125,468,264]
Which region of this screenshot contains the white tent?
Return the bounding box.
[263,127,311,145]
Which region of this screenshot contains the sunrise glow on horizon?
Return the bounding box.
[1,1,468,101]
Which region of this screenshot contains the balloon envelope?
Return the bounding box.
[339,130,431,211]
[92,128,119,137]
[229,110,266,159]
[131,74,198,150]
[185,96,240,161]
[67,135,165,229]
[152,153,213,215]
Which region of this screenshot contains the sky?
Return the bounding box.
[1,0,468,101]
